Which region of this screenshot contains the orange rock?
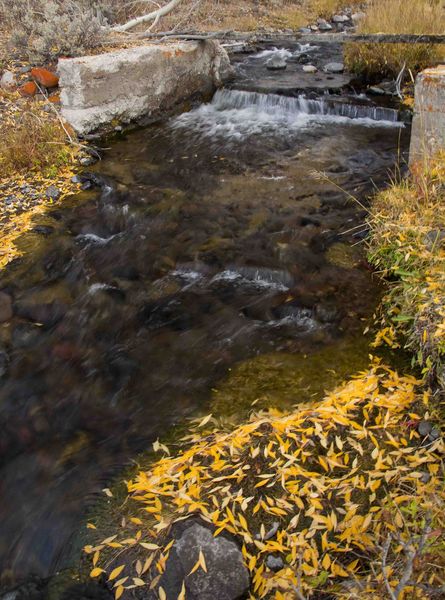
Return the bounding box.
[19,81,38,97]
[49,93,60,103]
[31,67,59,88]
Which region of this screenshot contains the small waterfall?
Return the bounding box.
[212,89,400,123]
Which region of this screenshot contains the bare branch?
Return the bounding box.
[111,0,184,33]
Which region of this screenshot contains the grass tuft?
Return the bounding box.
[345,0,445,81]
[369,152,445,385]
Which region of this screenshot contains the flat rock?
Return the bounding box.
[46,185,61,200]
[302,65,318,73]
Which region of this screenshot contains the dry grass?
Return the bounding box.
[345,0,445,80]
[369,152,445,386]
[0,100,73,174]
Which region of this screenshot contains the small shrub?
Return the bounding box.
[345,0,445,81]
[0,106,74,173]
[0,0,110,61]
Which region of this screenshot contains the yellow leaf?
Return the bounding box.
[133,578,145,586]
[87,523,97,529]
[140,542,160,550]
[109,565,125,581]
[197,414,213,428]
[115,586,124,600]
[177,582,186,600]
[159,586,167,600]
[131,518,143,525]
[90,568,104,578]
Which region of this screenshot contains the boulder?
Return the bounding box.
[266,55,287,71]
[158,522,250,600]
[303,65,317,73]
[0,70,16,89]
[31,67,59,88]
[324,62,345,74]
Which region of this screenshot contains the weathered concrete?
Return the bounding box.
[58,40,233,134]
[410,65,445,165]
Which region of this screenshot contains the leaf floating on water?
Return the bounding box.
[103,488,113,497]
[197,413,213,428]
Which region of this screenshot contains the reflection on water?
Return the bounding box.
[0,68,410,584]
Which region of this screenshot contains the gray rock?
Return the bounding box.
[169,523,249,600]
[420,472,431,483]
[79,156,96,167]
[429,427,440,441]
[302,65,317,73]
[368,86,385,96]
[310,24,319,31]
[265,555,284,571]
[0,70,16,89]
[19,65,32,74]
[299,27,312,34]
[266,55,287,71]
[317,19,333,31]
[0,291,13,323]
[424,229,445,250]
[45,185,61,200]
[332,14,350,23]
[418,420,433,436]
[324,62,345,74]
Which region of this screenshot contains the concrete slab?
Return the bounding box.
[410,65,445,165]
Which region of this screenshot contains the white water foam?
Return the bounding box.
[171,89,403,141]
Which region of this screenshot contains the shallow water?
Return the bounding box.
[0,49,410,585]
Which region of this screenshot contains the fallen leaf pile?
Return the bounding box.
[86,363,444,598]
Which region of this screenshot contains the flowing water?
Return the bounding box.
[0,47,410,589]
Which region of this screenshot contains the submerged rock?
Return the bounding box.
[266,55,287,71]
[0,291,13,323]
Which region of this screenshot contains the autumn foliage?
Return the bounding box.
[85,364,444,598]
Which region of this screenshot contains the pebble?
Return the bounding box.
[265,555,284,572]
[418,420,433,436]
[303,65,318,73]
[45,185,61,200]
[0,70,16,89]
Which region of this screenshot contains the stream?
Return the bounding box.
[0,44,410,591]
